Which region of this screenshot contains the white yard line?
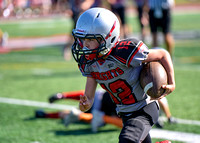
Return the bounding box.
[150,129,200,143]
[159,116,200,126]
[0,97,76,110]
[1,97,200,143]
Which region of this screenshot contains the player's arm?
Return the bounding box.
[143,49,175,97]
[79,77,97,112]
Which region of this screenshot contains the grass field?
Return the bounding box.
[0,5,200,143]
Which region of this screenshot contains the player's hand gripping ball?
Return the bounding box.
[140,62,167,99]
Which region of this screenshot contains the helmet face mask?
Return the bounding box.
[71,7,120,65]
[72,32,108,65]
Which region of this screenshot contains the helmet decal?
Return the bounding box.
[105,21,116,40]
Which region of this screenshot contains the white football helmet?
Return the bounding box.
[72,7,120,65]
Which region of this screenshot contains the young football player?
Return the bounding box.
[71,7,175,143]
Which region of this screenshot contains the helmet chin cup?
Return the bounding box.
[100,48,109,56]
[82,47,92,54]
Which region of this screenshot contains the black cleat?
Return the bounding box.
[168,117,177,124]
[48,93,63,103]
[155,121,164,128]
[35,110,46,118]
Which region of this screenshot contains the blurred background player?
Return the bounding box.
[52,90,177,128]
[147,0,175,57]
[133,0,149,42]
[0,29,4,48]
[35,89,122,132]
[36,89,176,131]
[107,0,129,39]
[156,97,177,128]
[0,28,8,49]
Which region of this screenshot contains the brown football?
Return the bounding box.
[140,62,168,98]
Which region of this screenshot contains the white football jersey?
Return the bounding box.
[79,38,152,114]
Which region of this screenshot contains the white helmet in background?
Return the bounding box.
[72,7,120,65]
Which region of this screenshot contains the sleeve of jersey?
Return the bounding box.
[127,41,149,67]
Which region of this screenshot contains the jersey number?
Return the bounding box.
[100,79,136,105]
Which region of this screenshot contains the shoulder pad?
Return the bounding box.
[110,38,141,66]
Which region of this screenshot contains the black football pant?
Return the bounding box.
[118,101,159,143]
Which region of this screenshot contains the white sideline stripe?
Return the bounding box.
[176,118,200,126]
[150,129,200,143]
[0,97,76,110]
[159,116,200,126]
[1,97,200,142]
